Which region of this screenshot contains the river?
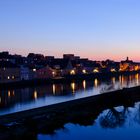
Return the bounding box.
[0,73,139,116]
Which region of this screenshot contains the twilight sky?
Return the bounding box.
[0,0,140,61]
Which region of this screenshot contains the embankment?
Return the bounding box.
[0,71,139,89]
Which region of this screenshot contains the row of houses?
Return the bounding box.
[0,52,140,83]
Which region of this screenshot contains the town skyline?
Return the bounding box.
[1,49,140,62]
[0,50,138,63]
[1,0,140,62]
[0,50,140,84]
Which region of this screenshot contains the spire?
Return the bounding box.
[126,57,129,61]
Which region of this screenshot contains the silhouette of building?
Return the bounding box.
[0,61,20,83]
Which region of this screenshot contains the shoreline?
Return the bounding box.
[0,71,139,90]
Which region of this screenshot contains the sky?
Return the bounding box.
[0,0,140,61]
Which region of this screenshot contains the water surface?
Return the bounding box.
[0,74,140,115]
[38,103,140,140]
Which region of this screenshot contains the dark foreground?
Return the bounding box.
[0,85,140,139]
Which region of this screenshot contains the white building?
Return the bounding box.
[20,66,37,80]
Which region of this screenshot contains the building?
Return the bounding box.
[0,61,20,83]
[45,56,55,61]
[36,65,56,79]
[47,59,75,76]
[0,51,16,64]
[120,57,134,71]
[20,66,37,80]
[63,54,75,60]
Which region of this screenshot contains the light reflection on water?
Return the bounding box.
[0,73,140,115]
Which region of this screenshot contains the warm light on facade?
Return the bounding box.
[82,69,86,74]
[93,68,99,73]
[119,63,129,71]
[134,65,139,71]
[52,71,56,77]
[70,70,75,75]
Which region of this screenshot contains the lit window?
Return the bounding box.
[70,70,75,75]
[33,68,36,72]
[12,76,15,79]
[82,69,86,74]
[52,71,55,75]
[93,69,99,73]
[52,71,55,77]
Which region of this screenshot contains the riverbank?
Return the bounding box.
[0,85,140,139]
[0,70,139,90]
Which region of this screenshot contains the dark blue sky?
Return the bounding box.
[0,0,140,61]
